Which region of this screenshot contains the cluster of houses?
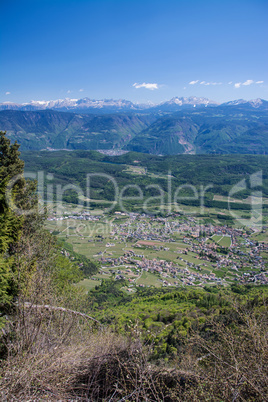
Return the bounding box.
[103,213,268,286]
[100,250,224,287]
[49,209,268,287]
[110,214,177,243]
[48,210,101,222]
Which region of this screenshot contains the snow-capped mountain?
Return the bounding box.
[72,98,139,110]
[0,98,142,113]
[0,96,218,113]
[5,98,157,113]
[152,96,219,112]
[0,97,267,113]
[221,98,268,109]
[162,96,218,106]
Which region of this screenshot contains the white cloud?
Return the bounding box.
[79,88,84,92]
[242,79,254,86]
[186,79,263,88]
[5,91,10,95]
[67,90,71,94]
[133,82,159,90]
[199,81,222,86]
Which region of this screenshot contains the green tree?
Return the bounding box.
[0,132,25,253]
[0,132,41,318]
[0,132,27,314]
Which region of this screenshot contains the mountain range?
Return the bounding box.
[1,96,268,114]
[0,97,267,155]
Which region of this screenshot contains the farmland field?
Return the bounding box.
[44,199,268,290]
[211,234,232,247]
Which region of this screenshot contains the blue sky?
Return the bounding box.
[1,0,267,103]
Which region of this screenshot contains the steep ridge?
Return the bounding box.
[0,110,155,150]
[0,103,267,154]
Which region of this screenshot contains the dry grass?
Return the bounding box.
[186,303,268,401]
[1,302,267,401]
[0,299,198,401]
[0,266,267,401]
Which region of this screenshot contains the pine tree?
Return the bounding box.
[0,131,29,315]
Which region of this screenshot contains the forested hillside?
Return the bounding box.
[21,150,268,208]
[0,110,155,151]
[126,106,268,154]
[1,104,268,154]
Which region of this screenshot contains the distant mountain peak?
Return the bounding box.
[0,98,140,113]
[150,96,219,112]
[249,98,264,106]
[0,96,267,113]
[166,96,218,105]
[222,98,268,109]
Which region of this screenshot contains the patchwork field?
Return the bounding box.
[211,234,232,247]
[45,200,268,292]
